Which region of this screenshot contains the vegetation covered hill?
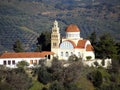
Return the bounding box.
[0,0,120,52]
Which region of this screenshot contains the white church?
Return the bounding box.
[51,20,95,60]
[51,20,111,68]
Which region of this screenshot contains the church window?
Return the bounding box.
[60,41,74,49]
[12,60,15,65]
[61,52,63,56]
[54,30,57,32]
[48,55,50,59]
[66,52,69,57]
[8,60,11,65]
[3,61,6,65]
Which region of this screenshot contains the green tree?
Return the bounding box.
[50,58,63,81]
[37,31,51,51]
[35,45,42,52]
[0,82,12,90]
[86,56,92,60]
[6,68,32,90]
[17,61,29,68]
[37,67,51,85]
[96,34,117,59]
[0,68,32,90]
[89,31,97,46]
[88,70,103,88]
[49,81,64,90]
[13,40,24,52]
[65,83,80,90]
[110,42,120,73]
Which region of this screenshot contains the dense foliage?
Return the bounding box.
[17,60,29,68]
[0,67,32,90]
[89,32,118,59]
[36,31,51,51]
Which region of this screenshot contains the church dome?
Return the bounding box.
[65,24,80,32]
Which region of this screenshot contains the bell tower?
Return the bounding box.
[51,20,60,55]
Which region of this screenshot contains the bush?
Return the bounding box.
[17,60,29,68]
[68,55,79,61]
[49,81,64,90]
[87,70,103,88]
[86,56,92,60]
[1,68,32,90]
[37,67,52,85]
[94,61,99,67]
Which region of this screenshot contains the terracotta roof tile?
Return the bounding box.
[77,40,87,48]
[86,45,94,51]
[65,24,80,32]
[0,51,54,58]
[40,51,55,56]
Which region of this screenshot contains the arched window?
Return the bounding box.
[60,41,74,49]
[61,52,63,56]
[66,52,69,57]
[53,43,57,47]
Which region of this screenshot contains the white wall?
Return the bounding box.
[66,32,80,39]
[83,59,112,68]
[84,51,95,60]
[0,57,45,68]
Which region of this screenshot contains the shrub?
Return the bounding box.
[94,61,99,67]
[49,81,64,90]
[87,70,103,88]
[86,56,92,60]
[17,60,29,68]
[68,55,79,61]
[37,67,52,85]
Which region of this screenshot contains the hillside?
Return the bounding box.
[0,0,120,52]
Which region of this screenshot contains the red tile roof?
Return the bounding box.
[0,51,54,58]
[40,51,55,56]
[77,40,87,48]
[65,24,80,32]
[61,40,94,51]
[86,45,94,51]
